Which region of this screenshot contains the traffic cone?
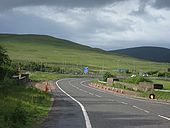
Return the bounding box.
[45,81,49,92]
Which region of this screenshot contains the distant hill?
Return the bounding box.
[110,46,170,63]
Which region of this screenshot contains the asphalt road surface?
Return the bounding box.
[43,78,170,128]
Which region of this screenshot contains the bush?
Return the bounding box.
[165,72,170,77]
[158,72,166,77]
[103,72,113,82]
[157,72,170,77]
[147,70,158,75]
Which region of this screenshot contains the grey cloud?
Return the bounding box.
[152,0,170,9]
[130,0,164,23]
[0,0,126,11]
[0,0,170,50]
[0,11,75,39]
[131,0,148,16]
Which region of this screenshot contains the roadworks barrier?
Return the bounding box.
[89,83,124,94]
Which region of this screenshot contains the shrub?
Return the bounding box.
[158,72,166,77]
[103,72,113,82]
[165,72,170,77]
[147,70,158,75]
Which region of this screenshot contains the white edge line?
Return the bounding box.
[158,115,170,121]
[56,80,92,128]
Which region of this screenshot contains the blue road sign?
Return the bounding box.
[84,67,88,74]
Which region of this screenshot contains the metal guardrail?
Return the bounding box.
[98,80,107,84]
[154,89,170,92]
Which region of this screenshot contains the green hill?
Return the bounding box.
[110,46,170,63]
[0,34,169,72]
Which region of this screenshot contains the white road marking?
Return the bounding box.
[108,99,114,102]
[56,80,92,128]
[83,90,88,93]
[143,110,150,113]
[69,80,102,98]
[132,105,150,113]
[88,92,94,95]
[158,115,170,121]
[95,94,102,97]
[121,102,128,105]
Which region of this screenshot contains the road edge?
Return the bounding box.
[56,79,92,128]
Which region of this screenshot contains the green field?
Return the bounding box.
[30,71,89,81]
[0,34,170,72]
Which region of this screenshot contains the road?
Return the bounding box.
[43,78,170,128]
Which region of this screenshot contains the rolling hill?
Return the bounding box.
[0,34,170,72]
[110,46,170,63]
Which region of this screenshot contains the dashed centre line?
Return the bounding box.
[158,115,170,121]
[69,80,102,98]
[95,94,102,97]
[132,105,150,113]
[120,102,128,105]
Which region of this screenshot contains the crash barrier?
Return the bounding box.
[89,83,124,94]
[90,82,158,99]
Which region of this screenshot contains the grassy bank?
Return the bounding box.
[0,81,51,128]
[140,91,170,100]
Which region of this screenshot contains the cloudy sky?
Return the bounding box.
[0,0,170,50]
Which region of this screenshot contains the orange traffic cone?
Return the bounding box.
[45,81,49,92]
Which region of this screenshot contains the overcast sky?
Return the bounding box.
[0,0,170,50]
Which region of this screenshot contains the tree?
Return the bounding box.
[0,45,11,67]
[0,45,11,81]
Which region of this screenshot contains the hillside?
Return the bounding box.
[0,34,170,72]
[0,34,104,52]
[110,46,170,63]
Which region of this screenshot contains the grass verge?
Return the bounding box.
[140,91,170,100]
[0,82,51,128]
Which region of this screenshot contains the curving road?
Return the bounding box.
[43,78,170,128]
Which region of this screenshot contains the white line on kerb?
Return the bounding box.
[158,115,170,121]
[56,80,92,128]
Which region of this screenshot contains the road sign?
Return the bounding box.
[84,67,88,74]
